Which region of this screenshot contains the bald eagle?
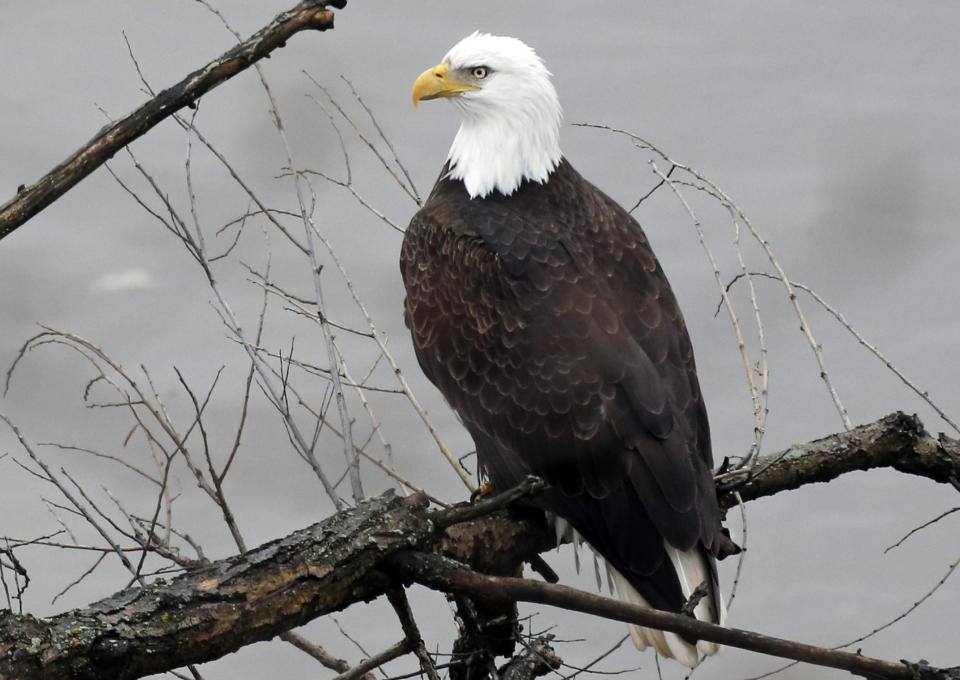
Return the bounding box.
[402,33,729,665]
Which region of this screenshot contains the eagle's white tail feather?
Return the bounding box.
[550,514,603,586]
[607,543,724,668]
[664,543,727,628]
[545,514,724,667]
[607,566,701,667]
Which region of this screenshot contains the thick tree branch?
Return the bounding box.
[0,493,440,680]
[0,0,346,241]
[718,412,960,510]
[0,412,957,679]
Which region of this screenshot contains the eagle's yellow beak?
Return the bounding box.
[412,63,480,108]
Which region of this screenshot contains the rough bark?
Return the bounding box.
[496,637,561,680]
[0,412,957,679]
[718,411,960,510]
[0,484,553,680]
[0,0,346,242]
[0,493,440,680]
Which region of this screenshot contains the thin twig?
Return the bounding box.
[330,640,413,680]
[724,271,960,436]
[884,506,960,554]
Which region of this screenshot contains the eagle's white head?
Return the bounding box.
[412,33,563,199]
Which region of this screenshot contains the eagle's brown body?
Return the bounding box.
[401,158,726,616]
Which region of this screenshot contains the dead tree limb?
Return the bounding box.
[385,551,954,680]
[386,588,441,680]
[280,631,366,676]
[331,640,413,680]
[1,412,957,680]
[718,411,960,510]
[0,493,440,680]
[0,0,346,242]
[0,486,554,680]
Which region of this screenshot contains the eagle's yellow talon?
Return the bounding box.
[470,482,493,502]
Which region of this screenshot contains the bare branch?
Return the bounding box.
[386,552,938,680]
[387,588,441,680]
[332,640,413,680]
[0,0,345,240]
[724,271,960,436]
[280,631,366,676]
[577,122,852,431]
[0,492,435,680]
[0,413,143,582]
[748,551,960,680]
[884,507,960,554]
[305,73,421,207]
[716,412,960,509]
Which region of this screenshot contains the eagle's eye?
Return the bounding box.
[471,66,489,79]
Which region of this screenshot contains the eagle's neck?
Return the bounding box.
[447,96,562,199]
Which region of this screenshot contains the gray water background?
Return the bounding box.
[1,3,959,678]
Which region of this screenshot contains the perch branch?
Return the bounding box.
[385,551,951,680]
[0,0,346,241]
